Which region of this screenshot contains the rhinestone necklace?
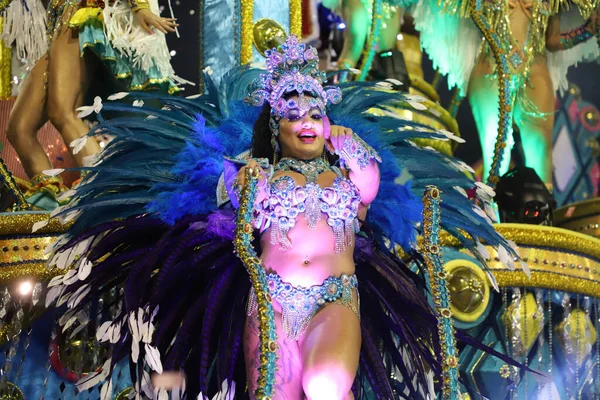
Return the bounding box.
[274,157,333,183]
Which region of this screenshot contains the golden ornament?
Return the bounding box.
[445,260,490,323]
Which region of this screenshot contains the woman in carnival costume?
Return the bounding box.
[1,0,186,210]
[413,0,600,185]
[44,36,520,399]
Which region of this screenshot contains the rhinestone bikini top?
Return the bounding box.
[253,158,361,253]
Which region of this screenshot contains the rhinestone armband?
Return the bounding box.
[339,133,382,170]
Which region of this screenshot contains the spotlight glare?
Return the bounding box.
[19,281,33,296]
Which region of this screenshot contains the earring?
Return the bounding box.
[269,117,280,164]
[271,135,280,164]
[269,117,280,137]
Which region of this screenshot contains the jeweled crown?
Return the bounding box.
[245,35,342,118]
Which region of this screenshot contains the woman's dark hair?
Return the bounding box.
[250,93,339,165]
[250,103,275,163]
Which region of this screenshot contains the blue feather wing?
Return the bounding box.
[328,83,512,260]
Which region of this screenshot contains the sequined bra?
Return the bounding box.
[253,162,361,253]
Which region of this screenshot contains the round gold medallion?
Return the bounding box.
[444,259,490,323]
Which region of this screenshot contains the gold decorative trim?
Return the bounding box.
[0,262,60,284]
[0,236,59,266]
[495,224,600,260]
[0,17,12,100]
[484,245,600,296]
[13,176,33,200]
[240,0,254,64]
[80,40,118,60]
[130,77,181,94]
[0,212,67,235]
[492,269,600,298]
[289,0,302,38]
[0,213,67,281]
[439,224,600,261]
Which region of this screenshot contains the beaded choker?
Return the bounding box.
[274,157,335,183]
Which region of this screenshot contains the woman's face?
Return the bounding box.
[277,96,325,161]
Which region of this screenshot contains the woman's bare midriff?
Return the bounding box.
[260,216,356,286]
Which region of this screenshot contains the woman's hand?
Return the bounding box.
[325,124,354,154]
[134,9,178,35]
[243,159,264,178]
[237,159,269,189]
[235,159,270,205]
